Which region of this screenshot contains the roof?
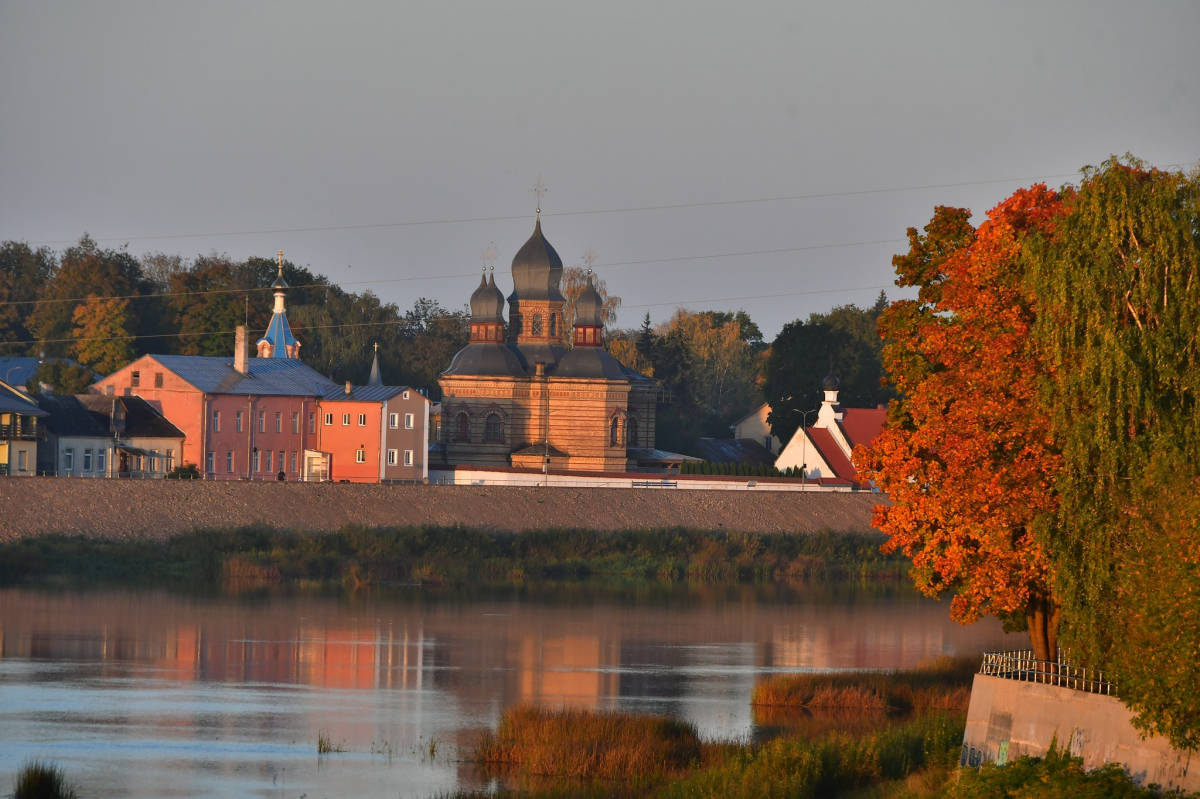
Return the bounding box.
[839,407,887,450]
[443,343,528,378]
[692,438,776,466]
[553,346,628,380]
[807,427,857,481]
[511,443,569,459]
[0,380,48,416]
[732,402,771,428]
[35,395,110,437]
[508,218,565,303]
[628,447,700,464]
[320,385,412,403]
[509,342,566,375]
[0,356,98,387]
[257,309,298,357]
[78,395,185,439]
[150,355,336,396]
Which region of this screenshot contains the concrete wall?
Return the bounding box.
[964,673,1198,791]
[432,466,859,491]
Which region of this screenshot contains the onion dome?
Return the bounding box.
[509,218,564,302]
[271,269,289,290]
[468,272,488,315]
[477,272,506,322]
[823,372,840,392]
[574,273,604,327]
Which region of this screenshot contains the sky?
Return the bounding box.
[1,1,1197,338]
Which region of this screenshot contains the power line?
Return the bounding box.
[27,166,1193,247]
[0,237,905,307]
[0,283,893,348]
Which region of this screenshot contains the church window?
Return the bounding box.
[610,416,621,446]
[628,417,639,447]
[456,412,470,442]
[549,314,557,336]
[484,413,503,443]
[532,313,543,335]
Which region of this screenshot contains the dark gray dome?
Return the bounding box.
[555,345,628,380]
[443,342,526,377]
[574,273,603,327]
[823,373,840,391]
[509,218,564,302]
[470,272,506,322]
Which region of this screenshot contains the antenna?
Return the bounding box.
[530,175,547,216]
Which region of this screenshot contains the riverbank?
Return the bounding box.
[0,478,881,540]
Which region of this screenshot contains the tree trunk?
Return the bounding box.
[1026,590,1062,679]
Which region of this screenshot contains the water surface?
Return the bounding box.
[0,581,1013,797]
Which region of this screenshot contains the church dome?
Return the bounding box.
[574,273,603,327]
[509,218,564,302]
[470,272,506,322]
[823,372,840,392]
[271,269,289,290]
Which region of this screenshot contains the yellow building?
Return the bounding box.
[439,219,660,473]
[0,379,48,476]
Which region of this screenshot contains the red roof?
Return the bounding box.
[839,407,887,450]
[807,427,857,481]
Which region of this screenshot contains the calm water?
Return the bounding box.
[0,581,1013,798]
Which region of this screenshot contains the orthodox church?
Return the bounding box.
[439,219,660,472]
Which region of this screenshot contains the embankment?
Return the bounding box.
[0,478,882,540]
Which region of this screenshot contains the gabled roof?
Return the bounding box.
[732,401,771,428]
[807,427,857,481]
[150,355,336,396]
[839,407,887,450]
[78,395,185,438]
[0,380,49,416]
[35,395,110,437]
[692,438,776,466]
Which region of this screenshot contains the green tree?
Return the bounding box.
[763,294,891,444]
[392,298,469,397]
[72,296,136,373]
[0,241,55,349]
[25,360,98,394]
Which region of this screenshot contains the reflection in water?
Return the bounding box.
[0,582,1013,798]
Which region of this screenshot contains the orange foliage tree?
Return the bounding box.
[857,187,1066,660]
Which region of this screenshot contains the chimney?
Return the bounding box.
[344,381,352,395]
[535,362,546,377]
[234,326,249,374]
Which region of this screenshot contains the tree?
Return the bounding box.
[393,298,469,398]
[0,241,55,349]
[1026,158,1200,749]
[561,248,621,345]
[858,188,1065,661]
[763,295,892,444]
[26,360,98,394]
[72,295,136,374]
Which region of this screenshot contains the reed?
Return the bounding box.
[476,706,702,781]
[14,759,78,799]
[751,655,980,712]
[316,729,345,754]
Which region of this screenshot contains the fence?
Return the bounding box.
[979,649,1117,696]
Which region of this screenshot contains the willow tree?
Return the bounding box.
[859,187,1065,661]
[1027,157,1200,749]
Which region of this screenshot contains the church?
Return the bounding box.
[438,218,661,473]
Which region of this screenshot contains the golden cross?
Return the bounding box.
[530,175,547,215]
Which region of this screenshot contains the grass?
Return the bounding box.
[477,706,702,781]
[316,729,345,754]
[14,759,78,799]
[0,524,908,587]
[752,655,980,713]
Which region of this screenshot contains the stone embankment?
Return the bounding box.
[0,478,882,540]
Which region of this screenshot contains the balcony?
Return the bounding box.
[0,422,44,441]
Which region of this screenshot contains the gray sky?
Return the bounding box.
[2,1,1197,338]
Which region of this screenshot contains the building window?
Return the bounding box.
[456,412,470,442]
[226,451,234,473]
[387,449,398,466]
[550,314,557,336]
[403,391,410,400]
[213,411,221,433]
[166,449,174,471]
[309,413,316,433]
[206,452,214,473]
[83,450,93,471]
[104,384,115,396]
[355,449,365,463]
[253,450,260,472]
[628,417,639,447]
[357,414,366,426]
[342,413,350,426]
[404,413,414,429]
[611,417,621,446]
[236,410,243,432]
[292,412,300,434]
[131,371,140,388]
[290,451,297,473]
[275,412,282,433]
[532,313,543,335]
[389,413,398,428]
[18,450,27,472]
[149,450,158,472]
[404,450,413,466]
[154,372,164,388]
[484,413,503,443]
[764,436,772,451]
[264,450,272,472]
[277,451,284,473]
[325,413,333,426]
[258,410,265,433]
[63,448,74,472]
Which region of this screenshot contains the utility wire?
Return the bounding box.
[0,284,891,348]
[26,165,1195,247]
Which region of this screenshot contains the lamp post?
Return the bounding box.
[790,407,818,492]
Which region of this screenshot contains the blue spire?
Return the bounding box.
[257,251,299,358]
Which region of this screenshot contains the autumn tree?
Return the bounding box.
[72,295,136,374]
[858,188,1065,661]
[1026,158,1200,749]
[561,248,621,345]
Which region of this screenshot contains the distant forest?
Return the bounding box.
[0,236,892,453]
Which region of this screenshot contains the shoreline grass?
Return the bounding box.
[0,524,908,587]
[14,759,78,799]
[751,655,980,713]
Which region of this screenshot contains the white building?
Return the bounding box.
[36,394,186,478]
[774,375,887,484]
[731,402,782,455]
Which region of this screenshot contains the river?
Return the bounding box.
[0,581,1014,797]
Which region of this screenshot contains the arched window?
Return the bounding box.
[456,412,470,442]
[484,413,503,443]
[532,313,543,335]
[627,416,639,447]
[610,416,621,446]
[549,314,557,336]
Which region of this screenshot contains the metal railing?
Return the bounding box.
[0,423,43,441]
[980,649,1117,696]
